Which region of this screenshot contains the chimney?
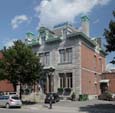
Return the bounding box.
[81,16,89,37]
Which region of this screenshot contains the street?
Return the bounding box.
[0,108,76,113]
[0,100,115,113]
[0,109,47,113]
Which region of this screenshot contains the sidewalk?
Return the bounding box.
[22,103,43,110]
[22,100,115,113]
[23,103,78,112]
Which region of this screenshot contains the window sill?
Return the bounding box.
[58,62,72,65]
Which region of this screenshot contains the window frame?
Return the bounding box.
[39,52,50,66]
[59,73,73,88]
[59,48,72,64]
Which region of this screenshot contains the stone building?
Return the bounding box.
[25,16,106,99]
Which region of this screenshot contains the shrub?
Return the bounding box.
[71,92,76,101]
[79,94,88,101]
[98,91,112,101]
[57,88,64,95]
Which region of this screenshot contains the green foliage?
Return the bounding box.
[71,92,76,101]
[57,88,64,95]
[0,40,43,90]
[57,88,63,92]
[79,94,88,101]
[106,91,112,99]
[104,10,115,63]
[0,60,6,80]
[98,91,112,101]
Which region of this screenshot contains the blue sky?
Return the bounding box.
[0,0,115,65]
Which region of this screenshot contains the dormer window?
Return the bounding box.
[41,34,46,44]
[39,27,46,45]
[67,28,72,35]
[62,28,67,39]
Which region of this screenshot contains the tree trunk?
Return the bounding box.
[13,83,17,92]
[19,83,22,100]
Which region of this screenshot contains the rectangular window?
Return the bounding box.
[60,77,63,88]
[66,48,72,63]
[44,52,50,65]
[39,53,44,64]
[59,73,65,88]
[99,58,102,72]
[94,55,97,70]
[59,48,72,64]
[59,73,73,88]
[59,49,66,63]
[39,52,50,66]
[66,73,73,88]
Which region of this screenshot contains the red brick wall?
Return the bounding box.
[0,52,3,59]
[82,70,98,94]
[81,43,105,73]
[0,80,14,92]
[81,42,106,95]
[0,52,14,92]
[101,73,115,93]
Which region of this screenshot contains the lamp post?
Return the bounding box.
[47,67,55,109]
[48,67,55,93]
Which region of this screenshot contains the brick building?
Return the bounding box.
[25,16,106,99]
[0,80,14,92]
[0,52,14,93]
[100,70,115,94]
[81,41,105,97]
[0,52,3,59]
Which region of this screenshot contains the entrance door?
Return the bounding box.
[100,83,108,94]
[46,74,54,93]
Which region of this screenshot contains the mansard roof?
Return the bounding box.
[53,23,78,36]
[25,24,106,56]
[67,31,96,47]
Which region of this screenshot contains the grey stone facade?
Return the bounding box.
[32,36,82,97]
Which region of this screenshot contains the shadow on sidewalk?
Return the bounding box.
[79,102,115,113]
[22,101,37,105]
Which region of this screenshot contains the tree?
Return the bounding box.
[0,58,6,80]
[104,10,115,64]
[0,40,43,99]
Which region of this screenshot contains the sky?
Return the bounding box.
[0,0,115,67]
